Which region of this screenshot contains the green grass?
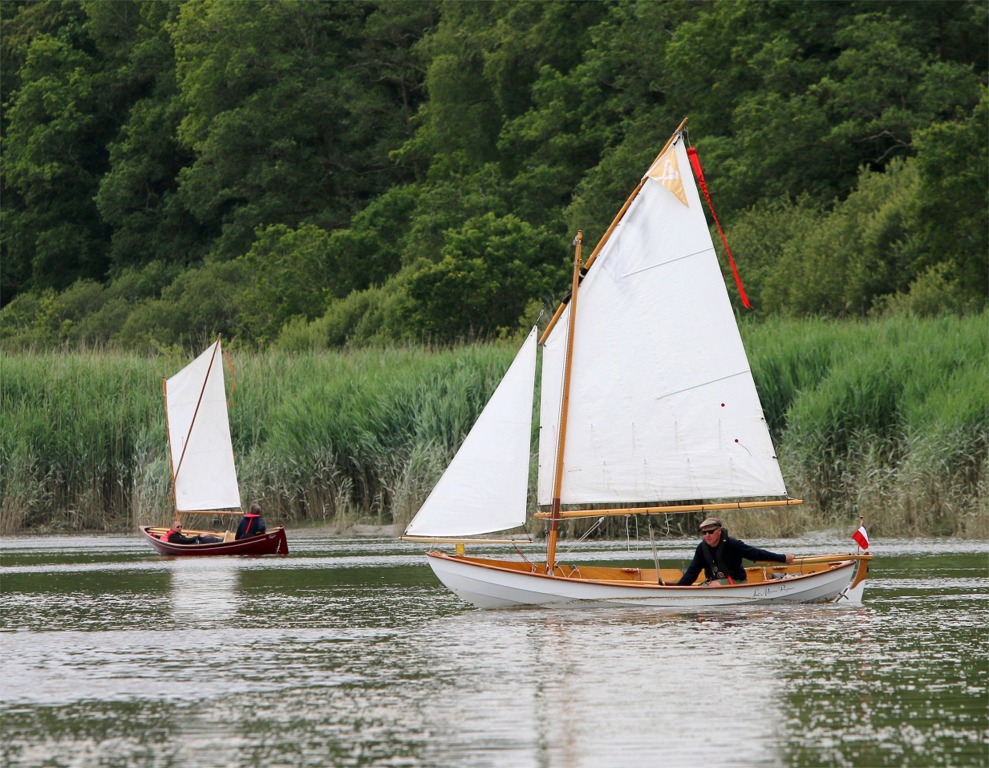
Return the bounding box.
[746,312,988,537]
[2,313,986,538]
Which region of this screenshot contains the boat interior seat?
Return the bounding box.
[745,568,771,583]
[223,531,236,542]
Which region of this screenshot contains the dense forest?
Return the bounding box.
[1,0,986,350]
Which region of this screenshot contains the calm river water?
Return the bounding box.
[1,530,986,768]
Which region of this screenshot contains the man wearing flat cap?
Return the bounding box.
[675,517,795,586]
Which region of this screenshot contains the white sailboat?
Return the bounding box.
[404,120,870,608]
[141,337,288,556]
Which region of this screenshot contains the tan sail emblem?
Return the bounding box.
[645,145,688,206]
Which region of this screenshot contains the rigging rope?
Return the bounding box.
[561,516,606,556]
[513,544,533,566]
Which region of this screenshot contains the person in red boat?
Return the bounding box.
[161,520,222,544]
[235,503,267,540]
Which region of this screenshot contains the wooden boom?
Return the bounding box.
[177,510,244,516]
[534,498,804,519]
[792,554,872,564]
[401,536,534,544]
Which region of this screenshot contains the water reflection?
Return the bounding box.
[168,558,240,627]
[401,607,790,767]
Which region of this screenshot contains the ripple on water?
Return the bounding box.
[1,536,986,768]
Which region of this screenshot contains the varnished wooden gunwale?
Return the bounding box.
[429,551,864,589]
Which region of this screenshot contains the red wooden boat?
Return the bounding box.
[140,525,288,556]
[141,337,290,558]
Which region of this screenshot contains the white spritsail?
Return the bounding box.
[404,327,538,538]
[165,339,241,512]
[537,135,786,506]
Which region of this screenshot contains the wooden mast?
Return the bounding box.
[545,231,583,574]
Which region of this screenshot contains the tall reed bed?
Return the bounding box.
[746,312,988,537]
[232,344,516,529]
[0,350,169,532]
[0,342,519,534]
[1,312,986,537]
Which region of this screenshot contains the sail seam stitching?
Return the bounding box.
[653,369,750,401]
[618,246,715,279]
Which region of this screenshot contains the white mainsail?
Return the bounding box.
[537,134,786,506]
[404,327,538,537]
[165,339,241,512]
[407,129,786,539]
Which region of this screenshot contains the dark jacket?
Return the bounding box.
[163,528,199,545]
[235,513,266,540]
[676,534,787,585]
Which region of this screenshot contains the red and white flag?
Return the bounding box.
[852,525,869,550]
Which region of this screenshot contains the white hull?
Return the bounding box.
[426,552,866,609]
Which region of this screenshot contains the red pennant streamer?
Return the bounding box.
[687,147,751,309]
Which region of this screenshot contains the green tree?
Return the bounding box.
[770,158,924,316]
[664,1,985,213]
[237,223,332,345]
[1,4,112,295]
[92,1,206,274]
[171,0,434,261]
[910,88,989,308]
[398,1,614,275]
[117,259,249,350]
[406,213,565,341]
[2,0,986,346]
[325,184,417,296]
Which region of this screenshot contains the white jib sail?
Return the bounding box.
[405,327,538,537]
[165,339,242,512]
[538,135,786,506]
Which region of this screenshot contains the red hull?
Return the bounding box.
[140,526,288,556]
